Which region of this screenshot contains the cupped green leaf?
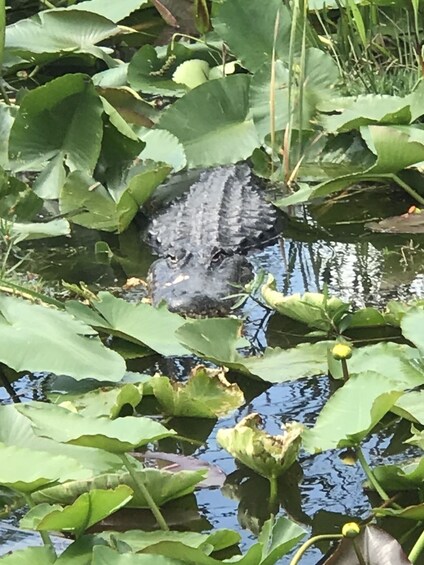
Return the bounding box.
[372,458,424,491]
[401,307,424,354]
[150,366,244,418]
[261,274,349,331]
[17,402,175,453]
[259,516,307,565]
[10,74,103,199]
[158,75,260,167]
[21,485,133,535]
[33,467,205,509]
[0,294,125,381]
[51,383,143,419]
[217,414,303,480]
[302,372,404,453]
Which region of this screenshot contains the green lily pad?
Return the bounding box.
[21,485,133,536]
[217,414,303,480]
[374,502,424,520]
[33,467,205,509]
[372,458,424,491]
[71,0,149,22]
[66,292,188,357]
[259,516,306,565]
[0,442,90,493]
[150,366,245,418]
[392,391,424,424]
[158,75,259,167]
[302,372,404,453]
[0,294,125,382]
[17,402,175,453]
[401,307,424,354]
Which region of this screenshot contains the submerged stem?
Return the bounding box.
[120,454,169,531]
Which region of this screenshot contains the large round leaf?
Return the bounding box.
[158,75,260,167]
[9,74,103,198]
[0,294,125,381]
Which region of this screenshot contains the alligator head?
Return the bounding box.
[148,249,253,316]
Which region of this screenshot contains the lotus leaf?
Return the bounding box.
[150,366,244,418]
[217,413,303,480]
[21,485,133,536]
[17,402,175,453]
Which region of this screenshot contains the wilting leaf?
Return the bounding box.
[323,524,412,564]
[217,414,303,480]
[261,274,349,331]
[50,384,143,419]
[303,372,404,453]
[0,294,125,382]
[33,467,205,509]
[405,425,424,450]
[17,402,175,453]
[10,218,71,242]
[0,442,90,493]
[150,366,244,418]
[21,485,133,535]
[158,75,260,167]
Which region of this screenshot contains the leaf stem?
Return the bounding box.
[120,454,169,531]
[290,534,343,565]
[392,174,424,206]
[409,528,424,563]
[269,476,278,505]
[341,358,349,381]
[356,447,401,508]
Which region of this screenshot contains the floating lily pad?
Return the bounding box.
[150,366,245,418]
[0,547,56,564]
[17,402,175,453]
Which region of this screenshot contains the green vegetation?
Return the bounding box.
[0,0,424,563]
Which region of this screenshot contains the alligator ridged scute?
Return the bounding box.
[147,164,278,315]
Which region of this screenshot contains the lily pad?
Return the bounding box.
[0,294,126,382]
[158,75,259,167]
[0,547,56,564]
[217,413,303,480]
[17,402,175,453]
[302,372,404,453]
[150,366,245,418]
[21,485,133,536]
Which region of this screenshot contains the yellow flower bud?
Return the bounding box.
[342,522,360,538]
[332,343,353,360]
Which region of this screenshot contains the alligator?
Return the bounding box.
[147,163,278,315]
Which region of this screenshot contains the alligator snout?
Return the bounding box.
[148,254,252,317]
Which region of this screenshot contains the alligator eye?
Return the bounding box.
[211,250,227,263]
[167,254,178,263]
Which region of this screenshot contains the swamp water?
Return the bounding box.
[1,185,423,563]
